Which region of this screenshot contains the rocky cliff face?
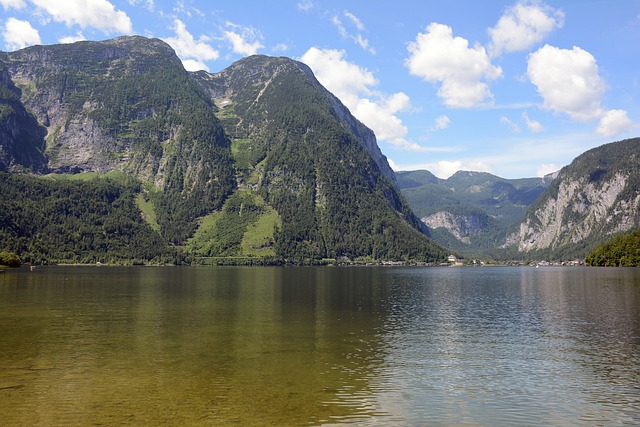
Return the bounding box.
[396,169,551,257]
[0,37,443,261]
[503,138,640,258]
[1,36,236,243]
[0,63,47,172]
[1,36,233,189]
[421,211,489,244]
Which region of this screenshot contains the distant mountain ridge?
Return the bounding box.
[398,138,640,261]
[396,169,554,258]
[0,36,445,264]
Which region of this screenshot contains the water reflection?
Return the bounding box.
[1,266,639,425]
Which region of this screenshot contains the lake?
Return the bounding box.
[1,265,639,425]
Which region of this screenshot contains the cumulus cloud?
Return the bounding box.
[406,23,502,108]
[488,1,564,57]
[597,109,634,137]
[386,157,401,172]
[425,160,492,179]
[31,0,132,34]
[301,47,424,151]
[527,44,605,121]
[0,0,25,10]
[224,23,264,56]
[332,10,375,54]
[522,112,544,132]
[528,44,635,137]
[536,163,559,177]
[58,31,86,44]
[2,17,41,50]
[162,19,219,71]
[433,115,451,131]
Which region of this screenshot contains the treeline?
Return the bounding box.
[585,229,640,267]
[0,251,20,267]
[0,173,174,265]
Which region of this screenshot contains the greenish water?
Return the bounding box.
[1,266,639,426]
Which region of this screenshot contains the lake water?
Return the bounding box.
[1,266,639,426]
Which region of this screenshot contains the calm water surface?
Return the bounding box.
[1,266,639,425]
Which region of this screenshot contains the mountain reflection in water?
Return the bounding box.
[0,266,639,425]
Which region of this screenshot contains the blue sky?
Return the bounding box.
[1,0,639,178]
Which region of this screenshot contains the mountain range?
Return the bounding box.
[397,138,640,261]
[1,36,638,265]
[0,36,444,265]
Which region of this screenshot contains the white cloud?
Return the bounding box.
[58,31,85,44]
[527,44,605,121]
[433,115,450,131]
[537,163,559,177]
[488,1,564,57]
[528,44,635,138]
[224,24,264,56]
[296,0,313,12]
[386,157,401,171]
[332,10,375,54]
[126,0,154,12]
[0,0,25,10]
[301,47,424,151]
[2,17,41,50]
[406,23,502,108]
[597,109,634,138]
[500,116,520,133]
[344,10,365,31]
[522,112,544,132]
[181,58,208,72]
[31,0,132,34]
[162,19,219,71]
[272,43,289,52]
[427,160,493,179]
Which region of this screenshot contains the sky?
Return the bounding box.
[1,0,639,178]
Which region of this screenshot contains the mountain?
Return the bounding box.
[396,169,553,258]
[503,138,640,260]
[190,55,444,262]
[1,36,235,244]
[0,37,445,264]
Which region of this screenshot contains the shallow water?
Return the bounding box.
[1,266,639,425]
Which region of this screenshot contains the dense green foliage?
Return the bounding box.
[585,229,640,266]
[3,37,236,244]
[195,56,446,263]
[2,41,446,264]
[0,173,171,264]
[0,250,20,267]
[188,191,270,257]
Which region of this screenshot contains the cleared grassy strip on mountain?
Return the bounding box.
[187,190,279,259]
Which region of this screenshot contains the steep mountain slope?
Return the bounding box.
[504,138,640,259]
[397,170,552,257]
[192,55,445,262]
[0,38,445,264]
[1,36,236,243]
[0,63,47,172]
